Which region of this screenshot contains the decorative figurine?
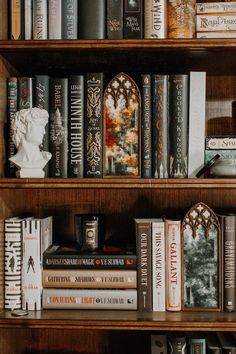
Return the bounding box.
[9,107,51,178]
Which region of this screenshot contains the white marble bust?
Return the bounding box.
[9,107,52,177]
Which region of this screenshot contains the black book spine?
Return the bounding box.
[6,77,18,177]
[49,78,68,178]
[107,0,123,39]
[141,74,152,178]
[168,333,187,354]
[79,0,106,39]
[18,77,33,109]
[61,0,78,39]
[152,74,169,178]
[169,74,189,178]
[84,73,103,178]
[68,75,84,178]
[34,75,50,177]
[123,0,143,39]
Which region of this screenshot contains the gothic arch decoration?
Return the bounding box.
[182,202,221,311]
[103,72,140,177]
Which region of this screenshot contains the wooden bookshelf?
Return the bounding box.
[1,1,236,353]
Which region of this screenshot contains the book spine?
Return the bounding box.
[197,31,236,39]
[68,75,84,178]
[42,269,137,288]
[18,77,33,109]
[33,0,48,39]
[43,288,138,309]
[107,0,123,39]
[206,137,236,150]
[48,0,62,39]
[24,0,32,40]
[4,218,22,310]
[152,220,165,311]
[167,0,195,38]
[61,0,78,39]
[189,338,206,354]
[124,0,143,39]
[168,334,187,354]
[144,0,167,39]
[196,14,236,32]
[0,220,4,309]
[135,220,152,311]
[6,77,18,177]
[43,253,137,269]
[141,74,152,178]
[84,73,103,178]
[34,75,50,176]
[165,219,181,311]
[196,2,236,14]
[49,78,68,178]
[218,213,236,312]
[169,74,189,178]
[10,0,24,40]
[188,72,206,178]
[151,334,167,354]
[78,0,106,39]
[205,149,236,163]
[152,74,169,178]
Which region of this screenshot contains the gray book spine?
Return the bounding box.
[33,0,48,39]
[48,0,62,39]
[62,0,78,39]
[79,0,106,39]
[18,77,33,109]
[107,0,123,39]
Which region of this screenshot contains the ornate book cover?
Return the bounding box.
[68,75,84,178]
[169,74,189,178]
[43,288,137,310]
[84,73,103,178]
[168,333,187,354]
[152,74,169,178]
[141,74,152,178]
[62,0,78,39]
[144,0,167,39]
[187,333,206,354]
[33,0,48,40]
[18,77,33,110]
[49,77,68,178]
[48,0,62,39]
[124,0,143,38]
[104,72,140,177]
[78,0,106,39]
[107,0,123,39]
[22,216,52,311]
[196,2,236,14]
[196,14,236,32]
[168,0,196,39]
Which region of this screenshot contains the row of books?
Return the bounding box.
[151,332,236,354]
[6,71,206,179]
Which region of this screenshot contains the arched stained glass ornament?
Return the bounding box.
[182,202,221,311]
[103,72,140,177]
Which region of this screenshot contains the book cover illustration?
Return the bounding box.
[104,72,140,177]
[182,202,221,310]
[124,0,143,38]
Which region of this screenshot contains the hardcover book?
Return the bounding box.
[206,136,236,150]
[0,220,3,309]
[33,0,48,40]
[169,74,189,178]
[187,333,206,354]
[196,14,236,32]
[167,0,195,38]
[141,74,152,178]
[134,218,153,312]
[217,332,236,354]
[62,0,78,39]
[84,73,103,178]
[24,0,32,40]
[165,217,181,311]
[49,77,68,178]
[205,149,236,163]
[196,2,236,14]
[104,72,140,177]
[206,332,221,354]
[168,333,187,354]
[21,216,52,311]
[151,334,167,354]
[48,0,61,39]
[197,31,236,39]
[152,74,169,178]
[123,0,143,39]
[78,0,106,39]
[43,288,138,310]
[144,0,167,39]
[107,0,123,39]
[18,77,33,110]
[68,75,84,178]
[10,0,24,40]
[43,244,137,269]
[42,269,137,288]
[188,72,206,178]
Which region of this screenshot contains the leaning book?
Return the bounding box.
[42,288,137,310]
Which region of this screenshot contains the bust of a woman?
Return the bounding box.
[9,107,51,177]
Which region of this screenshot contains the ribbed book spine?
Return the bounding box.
[48,0,62,39]
[49,78,68,177]
[62,0,78,39]
[78,0,106,39]
[84,73,103,178]
[4,218,22,310]
[18,77,33,109]
[33,0,48,39]
[107,0,123,39]
[68,75,84,178]
[144,0,167,39]
[152,74,169,178]
[124,0,143,38]
[141,74,152,178]
[7,77,18,177]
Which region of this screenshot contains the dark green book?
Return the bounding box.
[78,0,106,39]
[107,0,123,39]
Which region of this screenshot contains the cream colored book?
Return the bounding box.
[196,13,236,32]
[144,0,167,39]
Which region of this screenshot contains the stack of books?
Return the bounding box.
[42,244,138,310]
[196,1,236,38]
